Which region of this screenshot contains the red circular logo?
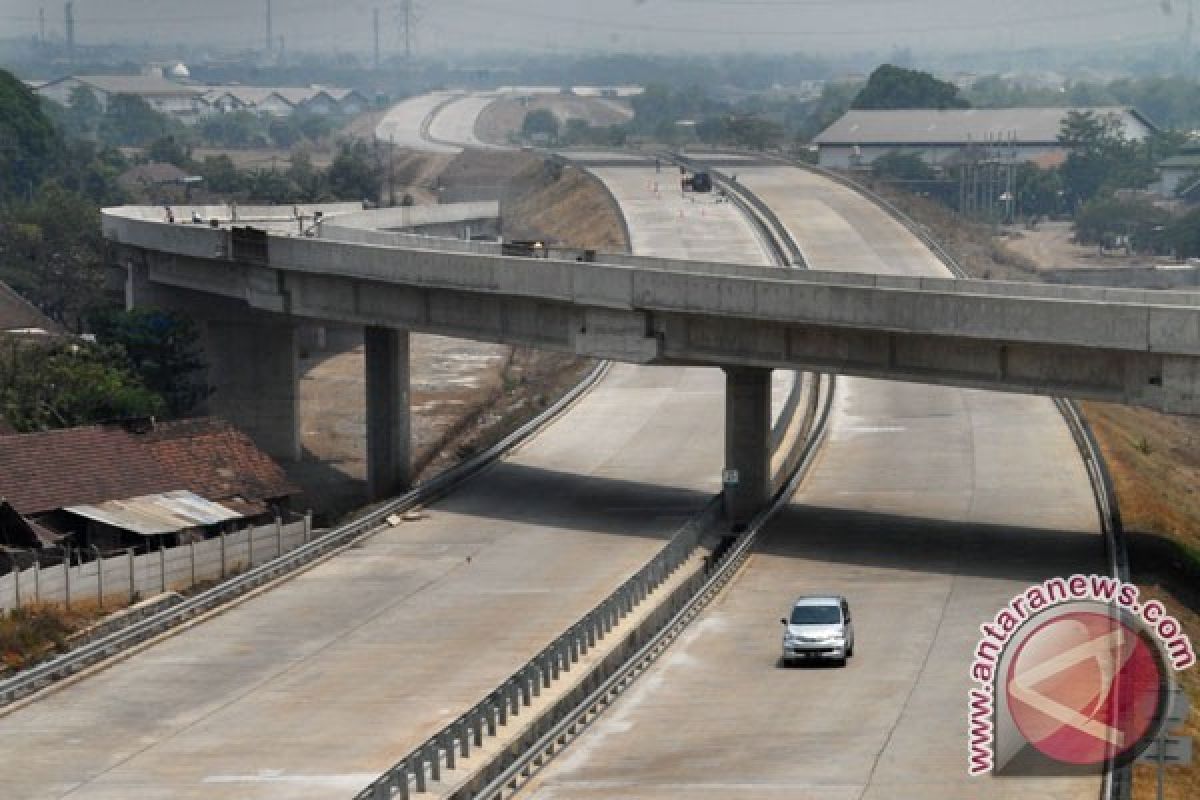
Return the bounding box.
[1005,611,1164,766]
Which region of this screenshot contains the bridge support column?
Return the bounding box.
[365,326,411,502]
[203,318,300,462]
[723,367,772,527]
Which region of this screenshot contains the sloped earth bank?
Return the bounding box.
[289,150,627,522]
[872,180,1199,800]
[475,95,634,146]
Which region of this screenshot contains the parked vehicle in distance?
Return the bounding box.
[781,595,854,667]
[680,170,713,192]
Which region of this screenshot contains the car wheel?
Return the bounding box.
[847,643,854,658]
[835,656,848,667]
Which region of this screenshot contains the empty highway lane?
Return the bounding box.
[518,163,1106,799]
[0,158,786,800]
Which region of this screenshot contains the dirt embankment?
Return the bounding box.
[871,178,1199,800]
[410,155,629,483]
[476,95,633,146]
[290,148,629,521]
[501,159,628,250]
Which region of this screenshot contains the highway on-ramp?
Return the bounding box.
[516,164,1107,799]
[425,93,504,150]
[375,91,464,154]
[0,161,786,800]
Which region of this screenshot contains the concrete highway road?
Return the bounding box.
[518,164,1106,799]
[0,163,784,800]
[425,93,504,150]
[374,91,463,154]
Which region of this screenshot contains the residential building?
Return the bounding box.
[813,107,1157,170]
[36,74,208,121]
[202,85,369,117]
[0,418,298,553]
[1158,146,1200,200]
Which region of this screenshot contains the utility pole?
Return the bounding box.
[400,0,416,66]
[265,0,273,56]
[1187,0,1196,71]
[373,7,381,70]
[64,2,74,63]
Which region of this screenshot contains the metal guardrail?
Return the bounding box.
[355,147,833,800]
[1053,396,1133,800]
[669,152,808,270]
[354,495,723,800]
[468,374,835,800]
[355,370,833,800]
[0,360,612,710]
[770,149,1133,800]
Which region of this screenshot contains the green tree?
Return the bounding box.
[99,94,181,146]
[1168,208,1200,258]
[852,65,970,110]
[63,86,103,138]
[0,69,61,202]
[286,151,328,202]
[268,117,302,148]
[326,141,377,201]
[724,115,784,150]
[87,309,209,417]
[871,151,937,183]
[246,168,296,204]
[521,109,561,141]
[0,185,106,330]
[147,135,192,168]
[1057,110,1166,209]
[195,154,246,195]
[199,111,266,148]
[1013,162,1065,218]
[1072,195,1170,253]
[0,336,164,432]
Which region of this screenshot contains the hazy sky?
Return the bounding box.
[0,0,1189,56]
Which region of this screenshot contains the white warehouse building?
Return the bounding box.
[813,107,1157,170]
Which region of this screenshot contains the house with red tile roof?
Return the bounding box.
[0,417,298,554]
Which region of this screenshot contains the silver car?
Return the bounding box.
[780,595,854,666]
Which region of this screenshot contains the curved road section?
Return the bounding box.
[375,91,464,154]
[0,168,785,798]
[516,165,1106,799]
[425,93,506,151]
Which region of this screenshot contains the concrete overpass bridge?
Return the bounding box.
[3,110,1146,799]
[105,198,1200,521]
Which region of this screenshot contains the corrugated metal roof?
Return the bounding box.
[70,75,206,96]
[814,107,1154,146]
[65,490,243,536]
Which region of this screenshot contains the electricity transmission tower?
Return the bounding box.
[398,0,422,66]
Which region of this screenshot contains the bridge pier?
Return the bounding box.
[724,367,772,527]
[202,318,301,462]
[365,326,412,501]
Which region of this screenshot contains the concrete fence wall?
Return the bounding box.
[0,516,311,612]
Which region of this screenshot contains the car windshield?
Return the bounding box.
[790,605,841,625]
